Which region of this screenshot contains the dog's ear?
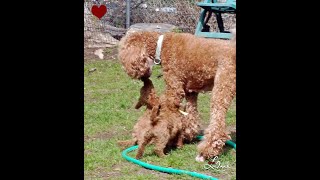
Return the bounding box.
[119,45,151,79]
[135,100,143,109]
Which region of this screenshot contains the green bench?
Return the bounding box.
[194,0,236,39]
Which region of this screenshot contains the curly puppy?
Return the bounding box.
[117,78,199,154]
[117,77,159,149]
[118,31,236,161]
[135,91,185,159]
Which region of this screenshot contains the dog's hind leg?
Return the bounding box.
[136,132,153,159]
[153,129,170,158]
[163,77,185,107]
[176,131,184,149]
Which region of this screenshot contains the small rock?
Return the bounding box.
[94,49,104,59]
[88,68,97,74]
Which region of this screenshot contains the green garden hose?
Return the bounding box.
[121,136,236,180]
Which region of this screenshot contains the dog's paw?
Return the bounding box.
[196,135,229,161]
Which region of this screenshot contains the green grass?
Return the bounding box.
[84,59,236,180]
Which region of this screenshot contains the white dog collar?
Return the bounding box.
[154,35,164,65]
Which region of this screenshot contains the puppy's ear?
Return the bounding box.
[135,100,143,109]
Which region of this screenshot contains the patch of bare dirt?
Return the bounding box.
[85,129,132,142]
[112,162,170,179]
[84,149,92,155]
[84,46,119,61]
[84,132,116,143]
[86,166,122,180]
[95,131,118,140]
[98,171,121,179]
[136,167,170,179]
[84,135,90,142]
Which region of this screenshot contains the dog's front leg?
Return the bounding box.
[196,62,236,161]
[183,92,201,142]
[164,78,185,107]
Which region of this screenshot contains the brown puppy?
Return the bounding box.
[135,91,185,159]
[117,79,200,155]
[117,78,159,149]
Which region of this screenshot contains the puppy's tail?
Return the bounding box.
[230,28,236,46]
[117,139,137,150]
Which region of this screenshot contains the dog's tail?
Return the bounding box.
[230,28,236,46]
[117,139,137,150]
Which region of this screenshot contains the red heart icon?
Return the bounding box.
[91,5,107,20]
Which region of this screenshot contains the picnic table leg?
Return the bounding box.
[202,11,212,32]
[195,9,207,36]
[215,12,225,32]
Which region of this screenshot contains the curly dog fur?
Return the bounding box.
[135,90,185,159]
[182,92,201,143]
[117,78,159,150]
[118,78,200,158]
[119,31,236,161]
